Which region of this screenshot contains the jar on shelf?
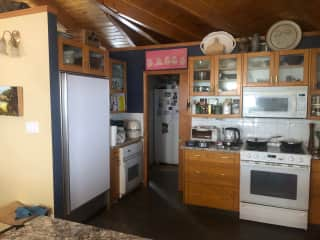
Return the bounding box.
[232,99,240,114]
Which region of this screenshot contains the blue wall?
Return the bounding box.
[110,36,320,113]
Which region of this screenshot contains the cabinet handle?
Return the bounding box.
[192,154,201,157]
[194,170,201,174]
[220,173,225,176]
[219,156,231,159]
[275,75,278,83]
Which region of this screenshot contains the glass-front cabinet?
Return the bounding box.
[243,52,274,86]
[59,38,84,72]
[189,56,214,96]
[215,54,241,95]
[275,50,309,86]
[110,59,127,112]
[58,37,108,77]
[309,49,320,119]
[88,48,105,75]
[310,49,320,93]
[110,59,126,93]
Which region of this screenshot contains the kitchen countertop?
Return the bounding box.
[111,137,143,149]
[181,144,242,153]
[0,216,149,240]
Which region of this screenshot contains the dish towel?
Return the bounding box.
[15,206,49,220]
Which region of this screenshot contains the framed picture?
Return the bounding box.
[0,86,23,116]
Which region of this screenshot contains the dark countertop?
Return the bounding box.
[111,137,143,149]
[0,216,149,240]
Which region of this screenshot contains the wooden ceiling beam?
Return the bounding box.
[100,0,199,41]
[105,14,136,47]
[97,2,159,44]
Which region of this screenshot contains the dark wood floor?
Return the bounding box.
[86,165,320,240]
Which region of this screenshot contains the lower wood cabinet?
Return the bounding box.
[310,160,320,224]
[110,148,120,203]
[182,149,240,211]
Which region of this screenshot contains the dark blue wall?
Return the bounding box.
[48,13,63,218]
[110,36,320,113]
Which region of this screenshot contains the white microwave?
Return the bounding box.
[243,86,308,119]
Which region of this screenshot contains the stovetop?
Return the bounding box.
[241,144,311,166]
[244,144,307,155]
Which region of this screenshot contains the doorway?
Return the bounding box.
[143,70,190,192]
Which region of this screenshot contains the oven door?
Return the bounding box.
[120,152,142,195]
[240,161,310,210]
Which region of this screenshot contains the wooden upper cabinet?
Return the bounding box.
[59,37,85,73]
[86,46,107,77]
[243,50,309,87]
[243,52,274,87]
[214,54,242,96]
[310,48,320,93]
[274,49,309,86]
[110,59,127,94]
[189,56,214,96]
[58,37,108,77]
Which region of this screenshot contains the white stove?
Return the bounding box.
[240,144,311,230]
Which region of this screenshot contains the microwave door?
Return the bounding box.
[243,95,291,118]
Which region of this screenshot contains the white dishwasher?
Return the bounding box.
[119,141,143,198]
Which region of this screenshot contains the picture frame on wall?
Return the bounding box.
[0,86,23,116]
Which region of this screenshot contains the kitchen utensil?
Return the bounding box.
[223,127,240,146]
[251,33,260,52]
[203,38,225,55]
[223,99,232,114]
[10,30,20,48]
[185,140,198,147]
[197,141,209,148]
[126,120,141,130]
[266,20,302,50]
[200,31,236,55]
[231,99,240,114]
[280,139,303,149]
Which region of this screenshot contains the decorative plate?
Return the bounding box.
[200,31,236,55]
[266,20,302,50]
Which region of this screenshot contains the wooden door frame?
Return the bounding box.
[143,69,188,186]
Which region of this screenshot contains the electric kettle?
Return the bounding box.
[223,127,240,146]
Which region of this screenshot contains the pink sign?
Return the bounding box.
[145,48,187,70]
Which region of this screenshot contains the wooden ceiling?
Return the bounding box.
[23,0,320,49]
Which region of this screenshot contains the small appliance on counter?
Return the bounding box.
[125,120,141,139]
[223,127,241,146]
[117,127,126,144]
[191,126,221,142]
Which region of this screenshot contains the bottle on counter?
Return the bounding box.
[191,100,196,114]
[223,98,232,115]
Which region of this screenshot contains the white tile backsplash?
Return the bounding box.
[192,117,320,146]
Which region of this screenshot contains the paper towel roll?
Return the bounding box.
[111,126,117,147]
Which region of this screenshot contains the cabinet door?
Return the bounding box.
[310,49,320,93]
[243,52,274,86]
[275,49,309,86]
[215,54,241,95]
[87,47,106,76]
[58,38,84,72]
[189,56,214,96]
[110,59,126,93]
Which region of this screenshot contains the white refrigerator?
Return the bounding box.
[154,89,179,165]
[60,73,109,216]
